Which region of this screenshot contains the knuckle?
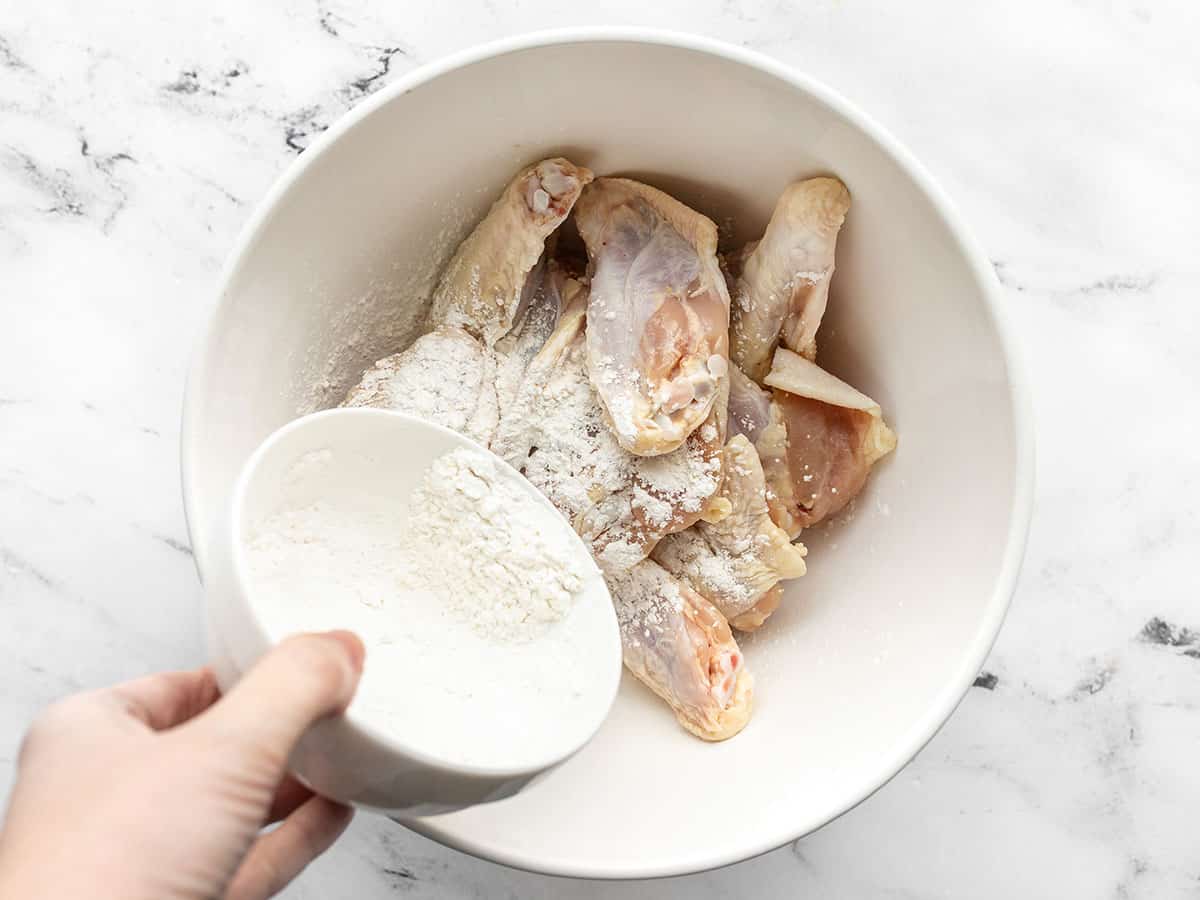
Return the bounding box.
[278,635,348,700]
[246,741,290,780]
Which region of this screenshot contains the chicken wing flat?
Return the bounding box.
[341,326,498,445]
[760,347,896,535]
[428,157,593,347]
[608,559,752,741]
[575,178,730,457]
[652,434,807,631]
[728,177,850,380]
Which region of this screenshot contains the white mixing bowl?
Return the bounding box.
[183,29,1033,879]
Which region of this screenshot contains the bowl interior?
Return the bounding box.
[185,34,1028,877]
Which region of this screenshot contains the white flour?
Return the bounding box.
[296,195,478,416]
[341,328,499,446]
[405,448,584,641]
[243,445,609,768]
[491,314,724,575]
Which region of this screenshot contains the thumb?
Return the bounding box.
[191,631,364,769]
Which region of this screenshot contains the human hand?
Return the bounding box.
[0,631,364,900]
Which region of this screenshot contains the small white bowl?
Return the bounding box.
[183,29,1033,878]
[204,408,622,814]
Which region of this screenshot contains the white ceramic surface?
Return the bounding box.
[7,2,1198,897]
[181,30,1032,877]
[204,408,621,813]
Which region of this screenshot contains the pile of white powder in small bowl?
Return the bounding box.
[243,443,613,770]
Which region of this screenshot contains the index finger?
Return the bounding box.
[108,667,223,731]
[190,631,364,768]
[20,667,222,757]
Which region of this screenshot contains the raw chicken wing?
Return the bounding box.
[760,347,896,535]
[341,326,498,445]
[728,177,850,380]
[492,290,727,573]
[653,435,807,631]
[575,178,730,456]
[428,158,593,347]
[608,559,752,740]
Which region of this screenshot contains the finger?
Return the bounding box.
[224,796,354,900]
[191,631,363,768]
[18,668,221,766]
[266,775,315,825]
[107,667,222,731]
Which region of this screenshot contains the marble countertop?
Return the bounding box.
[2,1,1198,896]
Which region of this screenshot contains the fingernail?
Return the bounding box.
[323,630,366,673]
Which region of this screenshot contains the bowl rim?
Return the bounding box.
[181,25,1035,880]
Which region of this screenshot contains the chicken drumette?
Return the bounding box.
[728,177,850,380]
[429,157,593,347]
